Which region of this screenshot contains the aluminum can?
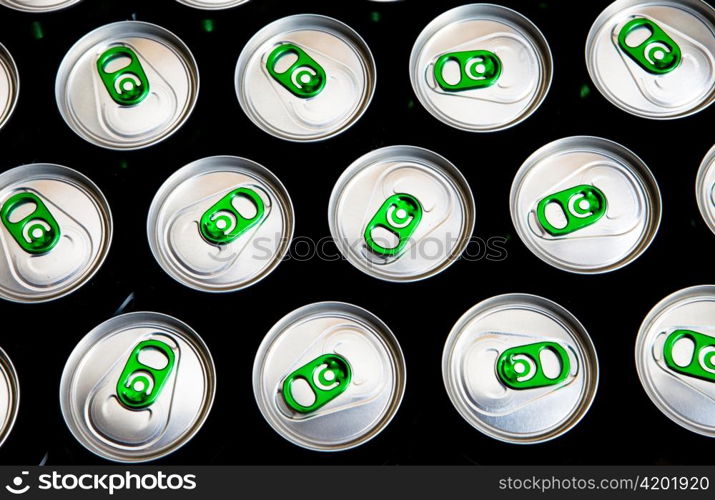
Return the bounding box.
[443,293,599,444]
[176,0,249,9]
[60,312,216,462]
[409,4,553,132]
[253,302,406,451]
[0,0,79,12]
[586,0,715,119]
[0,347,19,448]
[696,145,715,235]
[329,145,475,282]
[636,285,715,437]
[235,14,376,142]
[510,136,661,274]
[0,42,18,132]
[147,156,294,292]
[56,21,199,150]
[0,163,112,303]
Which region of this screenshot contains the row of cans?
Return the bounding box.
[2,138,714,303]
[0,285,714,461]
[2,1,715,149]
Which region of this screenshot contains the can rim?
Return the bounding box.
[696,145,715,235]
[59,311,217,462]
[510,135,662,274]
[175,0,250,10]
[635,284,715,437]
[55,20,200,151]
[252,301,406,451]
[0,347,19,449]
[146,155,295,293]
[0,42,19,132]
[0,163,114,303]
[408,3,554,133]
[442,293,599,444]
[585,0,715,120]
[234,13,377,143]
[328,144,476,283]
[0,0,80,12]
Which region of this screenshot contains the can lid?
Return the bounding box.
[175,0,249,9]
[0,42,19,132]
[60,312,216,462]
[0,347,19,448]
[253,302,406,451]
[696,145,715,235]
[442,294,599,444]
[0,0,80,12]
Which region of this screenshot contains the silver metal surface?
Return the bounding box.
[409,3,552,132]
[329,145,475,282]
[442,293,599,444]
[235,14,376,142]
[60,312,216,462]
[0,42,19,132]
[147,156,294,292]
[586,0,715,119]
[0,0,79,12]
[0,164,112,303]
[176,0,249,9]
[696,145,715,235]
[0,347,19,448]
[636,285,715,437]
[510,136,661,274]
[253,302,406,451]
[56,21,199,150]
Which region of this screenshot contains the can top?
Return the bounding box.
[253,302,406,451]
[0,347,19,448]
[510,136,661,274]
[0,163,113,303]
[60,312,216,462]
[235,14,376,142]
[586,0,715,119]
[443,293,599,443]
[175,0,249,9]
[696,145,715,235]
[410,3,553,132]
[56,21,199,150]
[329,145,475,282]
[0,42,19,132]
[0,0,80,12]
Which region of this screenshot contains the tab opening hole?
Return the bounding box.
[273,51,299,74]
[369,227,400,250]
[232,195,258,219]
[440,59,461,86]
[137,347,170,370]
[543,202,568,230]
[671,336,695,367]
[6,200,37,223]
[540,348,562,379]
[624,25,652,47]
[289,378,316,408]
[104,54,132,73]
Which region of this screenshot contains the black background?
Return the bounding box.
[0,0,712,465]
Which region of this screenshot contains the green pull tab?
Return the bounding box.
[282,354,351,414]
[199,188,266,245]
[617,18,681,74]
[364,193,423,257]
[536,185,607,236]
[433,50,502,91]
[266,43,326,99]
[96,46,150,106]
[497,342,570,390]
[1,192,60,254]
[663,330,715,383]
[116,339,176,410]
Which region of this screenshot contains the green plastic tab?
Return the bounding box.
[663,330,715,383]
[200,188,266,245]
[116,339,176,410]
[497,342,570,390]
[282,354,351,414]
[266,43,326,98]
[1,192,60,254]
[364,193,423,257]
[536,185,607,236]
[618,18,681,74]
[434,50,502,91]
[96,46,150,106]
